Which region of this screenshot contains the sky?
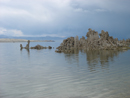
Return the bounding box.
[0,0,130,39]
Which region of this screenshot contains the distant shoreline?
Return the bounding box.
[0,38,55,42]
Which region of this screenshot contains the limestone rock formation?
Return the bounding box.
[20,40,53,50]
[55,28,130,53]
[126,38,130,44]
[48,46,52,49]
[86,28,99,42]
[79,36,86,47]
[30,45,47,49]
[25,40,30,49]
[20,40,30,49]
[56,37,75,52]
[20,44,23,50]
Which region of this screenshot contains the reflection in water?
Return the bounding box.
[64,49,126,71]
[87,50,127,71]
[64,49,79,66]
[1,42,130,98]
[26,49,30,56]
[85,50,121,71]
[20,48,30,58]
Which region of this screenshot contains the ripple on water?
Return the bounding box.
[0,43,130,98]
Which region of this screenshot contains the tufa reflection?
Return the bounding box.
[63,49,126,71]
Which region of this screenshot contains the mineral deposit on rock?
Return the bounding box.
[55,28,130,53]
[20,40,52,50]
[30,45,47,49]
[48,46,52,49]
[25,40,30,49]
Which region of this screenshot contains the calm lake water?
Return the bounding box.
[0,41,130,98]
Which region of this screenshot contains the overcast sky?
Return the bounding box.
[0,0,130,39]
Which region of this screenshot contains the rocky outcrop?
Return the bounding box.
[30,45,47,49]
[30,45,52,49]
[31,45,52,49]
[48,46,52,49]
[20,40,53,50]
[86,28,99,42]
[25,40,30,49]
[20,40,30,50]
[126,38,130,44]
[56,37,75,52]
[55,28,130,53]
[20,44,23,50]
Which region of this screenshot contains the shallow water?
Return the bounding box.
[0,41,130,98]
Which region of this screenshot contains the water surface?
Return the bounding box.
[0,41,130,98]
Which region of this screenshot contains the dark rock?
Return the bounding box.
[20,40,53,50]
[48,46,52,49]
[55,50,62,53]
[20,44,23,49]
[30,44,47,49]
[99,30,109,40]
[20,40,30,50]
[25,40,30,49]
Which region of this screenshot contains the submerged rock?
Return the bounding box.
[55,28,130,53]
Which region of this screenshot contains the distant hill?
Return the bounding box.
[0,35,9,38]
[0,35,66,40]
[13,36,66,40]
[0,38,54,42]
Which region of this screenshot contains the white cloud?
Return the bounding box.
[0,27,66,37]
[1,0,128,24]
[0,27,24,36]
[0,0,11,3]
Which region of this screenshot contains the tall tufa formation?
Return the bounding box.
[55,28,130,53]
[74,36,79,49]
[86,28,99,42]
[79,36,86,48]
[25,40,30,49]
[20,40,30,50]
[56,37,75,52]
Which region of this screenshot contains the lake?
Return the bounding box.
[0,41,130,98]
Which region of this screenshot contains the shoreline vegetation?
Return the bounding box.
[0,38,54,42]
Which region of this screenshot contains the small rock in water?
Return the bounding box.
[30,44,48,49]
[20,40,53,50]
[48,46,52,49]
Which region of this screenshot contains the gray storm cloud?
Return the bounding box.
[0,0,130,39]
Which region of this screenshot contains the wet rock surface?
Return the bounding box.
[55,28,130,53]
